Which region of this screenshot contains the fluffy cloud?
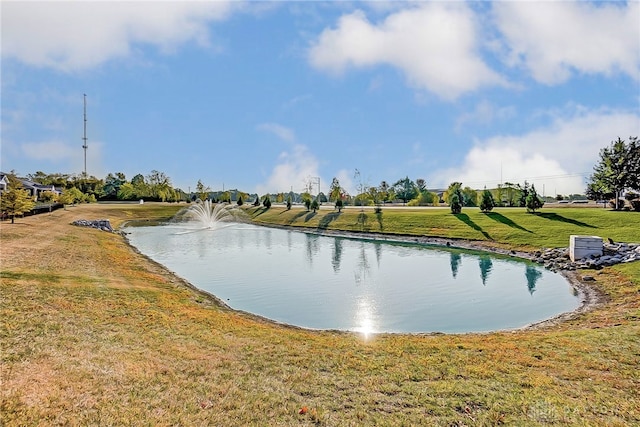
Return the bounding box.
[20,140,78,162]
[308,3,505,100]
[19,139,105,177]
[430,108,640,195]
[256,144,320,195]
[1,2,235,71]
[494,1,640,84]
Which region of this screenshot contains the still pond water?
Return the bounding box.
[126,223,580,334]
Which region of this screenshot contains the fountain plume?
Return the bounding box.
[178,200,239,232]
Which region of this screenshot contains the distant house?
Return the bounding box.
[0,172,61,200]
[0,173,8,193]
[19,179,60,200]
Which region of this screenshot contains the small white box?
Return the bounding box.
[570,235,603,262]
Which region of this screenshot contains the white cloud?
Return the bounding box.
[429,107,640,195]
[308,4,505,100]
[19,139,105,177]
[1,1,235,71]
[256,144,320,195]
[494,2,640,84]
[257,123,296,143]
[21,140,78,162]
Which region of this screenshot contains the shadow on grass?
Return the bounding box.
[455,213,492,240]
[354,211,371,231]
[305,212,317,222]
[538,212,597,228]
[318,212,341,229]
[251,207,270,217]
[286,210,307,224]
[486,212,532,233]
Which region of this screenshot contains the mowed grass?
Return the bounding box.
[247,205,640,250]
[1,203,639,426]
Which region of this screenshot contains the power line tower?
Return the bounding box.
[82,94,88,177]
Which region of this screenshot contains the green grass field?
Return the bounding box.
[247,205,640,249]
[1,203,638,426]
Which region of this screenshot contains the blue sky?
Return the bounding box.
[2,1,639,197]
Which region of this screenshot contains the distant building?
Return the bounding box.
[0,173,8,193]
[0,172,61,200]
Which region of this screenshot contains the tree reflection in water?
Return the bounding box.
[525,265,542,295]
[450,252,462,278]
[479,256,493,286]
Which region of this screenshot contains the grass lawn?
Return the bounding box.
[247,205,639,250]
[1,203,639,426]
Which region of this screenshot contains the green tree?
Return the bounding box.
[367,186,381,207]
[220,191,231,204]
[286,196,292,210]
[393,176,417,205]
[0,174,36,223]
[378,180,391,203]
[129,174,149,200]
[40,190,58,204]
[147,170,173,202]
[517,181,530,208]
[237,196,244,206]
[71,174,103,200]
[262,194,271,208]
[408,191,435,206]
[335,199,343,212]
[195,180,210,201]
[301,192,312,211]
[587,137,639,210]
[103,172,126,199]
[27,171,71,188]
[450,193,462,214]
[311,199,319,213]
[58,187,84,206]
[479,189,495,212]
[445,182,465,211]
[461,186,478,207]
[117,182,136,200]
[526,184,544,213]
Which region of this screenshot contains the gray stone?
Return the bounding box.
[72,219,114,232]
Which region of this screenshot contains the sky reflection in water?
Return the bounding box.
[126,223,580,334]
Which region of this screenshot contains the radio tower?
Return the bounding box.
[82,94,88,177]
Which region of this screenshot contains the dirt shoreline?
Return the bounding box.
[122,220,607,334]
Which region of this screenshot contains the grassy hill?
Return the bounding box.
[246,205,640,249]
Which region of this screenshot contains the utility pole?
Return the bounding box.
[82,94,88,177]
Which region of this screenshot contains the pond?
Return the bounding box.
[125,223,580,334]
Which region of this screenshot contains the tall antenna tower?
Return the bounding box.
[82,94,88,177]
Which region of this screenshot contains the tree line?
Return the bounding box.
[325,175,544,213]
[2,136,637,222]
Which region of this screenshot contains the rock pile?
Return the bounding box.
[534,242,640,271]
[72,219,114,232]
